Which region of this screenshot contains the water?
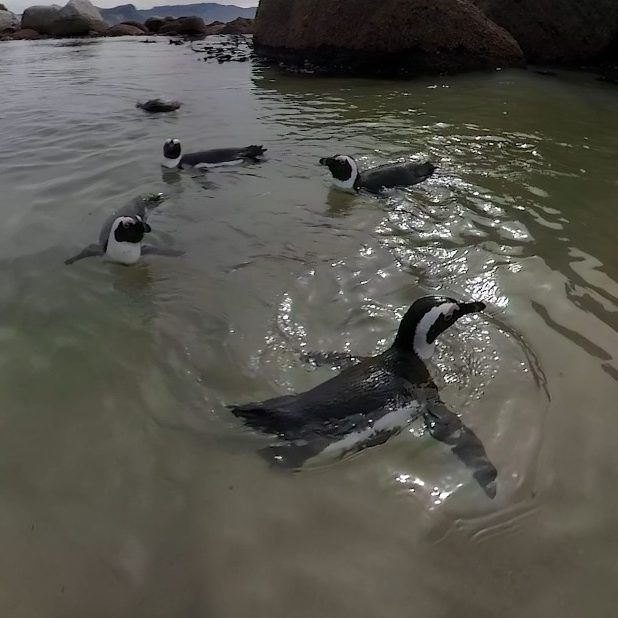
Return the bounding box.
[0,36,617,617]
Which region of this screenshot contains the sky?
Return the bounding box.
[9,0,258,13]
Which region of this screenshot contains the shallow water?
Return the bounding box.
[0,36,617,617]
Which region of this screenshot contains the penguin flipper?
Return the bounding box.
[300,351,367,370]
[423,400,497,499]
[141,245,184,257]
[64,244,102,265]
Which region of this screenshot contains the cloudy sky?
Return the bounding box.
[9,0,257,12]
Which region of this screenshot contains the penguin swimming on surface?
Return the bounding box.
[136,99,181,113]
[319,154,436,194]
[230,295,497,498]
[161,138,267,170]
[64,193,183,266]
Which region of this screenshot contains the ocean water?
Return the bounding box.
[0,36,617,617]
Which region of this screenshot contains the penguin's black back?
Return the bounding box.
[180,145,266,167]
[359,161,436,193]
[231,348,432,441]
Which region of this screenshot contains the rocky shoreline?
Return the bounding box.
[0,0,254,41]
[252,0,618,78]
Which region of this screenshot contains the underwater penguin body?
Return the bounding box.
[162,138,267,170]
[231,296,497,498]
[319,154,436,194]
[64,193,183,265]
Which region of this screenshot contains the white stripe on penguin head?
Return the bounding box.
[413,302,458,359]
[332,155,359,192]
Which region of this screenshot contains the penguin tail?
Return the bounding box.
[242,145,267,160]
[258,442,320,470]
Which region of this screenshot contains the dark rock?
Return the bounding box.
[0,4,7,10]
[8,27,42,39]
[159,15,207,35]
[21,4,61,34]
[104,23,142,35]
[221,17,253,35]
[472,0,618,64]
[144,16,164,32]
[254,0,524,77]
[120,19,146,32]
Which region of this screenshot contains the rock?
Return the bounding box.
[144,16,164,32]
[136,98,181,112]
[99,4,140,25]
[9,28,42,39]
[204,21,225,35]
[21,4,61,34]
[48,0,108,37]
[254,0,524,76]
[472,0,618,64]
[104,23,142,36]
[0,3,7,10]
[159,15,207,35]
[221,17,253,34]
[0,8,18,32]
[120,20,146,32]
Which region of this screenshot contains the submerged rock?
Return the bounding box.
[136,98,182,113]
[253,0,524,76]
[472,0,618,64]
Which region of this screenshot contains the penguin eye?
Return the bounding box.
[122,221,130,228]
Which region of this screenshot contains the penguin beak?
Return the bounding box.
[319,157,330,166]
[459,301,486,315]
[143,223,152,233]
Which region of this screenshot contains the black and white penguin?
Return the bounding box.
[231,295,497,498]
[136,99,181,113]
[161,138,267,170]
[64,193,183,266]
[319,154,436,194]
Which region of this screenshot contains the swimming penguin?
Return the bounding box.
[319,154,436,194]
[162,138,267,170]
[136,99,181,113]
[64,193,183,266]
[231,295,497,498]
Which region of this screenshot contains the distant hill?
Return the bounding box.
[99,3,256,24]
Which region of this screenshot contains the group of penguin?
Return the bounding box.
[66,138,498,499]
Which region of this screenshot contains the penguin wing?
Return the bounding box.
[230,356,415,440]
[64,244,102,265]
[423,399,497,498]
[360,161,436,192]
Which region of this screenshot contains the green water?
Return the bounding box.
[0,37,617,617]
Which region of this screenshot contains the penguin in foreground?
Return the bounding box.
[231,296,497,498]
[161,138,267,170]
[319,154,436,194]
[64,193,183,266]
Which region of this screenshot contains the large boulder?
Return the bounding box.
[120,20,146,32]
[21,5,61,34]
[144,16,164,32]
[472,0,618,64]
[221,17,253,34]
[159,15,207,35]
[48,0,108,36]
[253,0,524,76]
[104,23,142,36]
[0,8,18,32]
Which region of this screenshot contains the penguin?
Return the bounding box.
[64,193,183,266]
[230,296,497,498]
[319,154,436,194]
[136,99,181,113]
[161,138,267,170]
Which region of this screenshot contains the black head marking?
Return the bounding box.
[319,155,358,185]
[163,138,182,160]
[113,217,152,244]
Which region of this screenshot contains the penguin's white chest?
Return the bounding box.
[105,240,141,265]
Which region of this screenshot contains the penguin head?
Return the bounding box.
[163,138,182,160]
[319,155,359,192]
[112,216,151,244]
[393,296,486,359]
